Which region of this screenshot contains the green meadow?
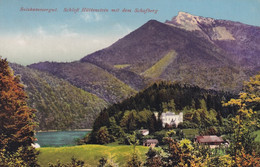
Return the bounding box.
[38,145,149,166]
[142,50,177,78]
[182,129,199,137]
[37,130,260,166]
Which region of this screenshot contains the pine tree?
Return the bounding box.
[0,58,38,166]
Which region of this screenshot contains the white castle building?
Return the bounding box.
[155,112,183,127]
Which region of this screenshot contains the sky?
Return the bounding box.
[0,0,259,65]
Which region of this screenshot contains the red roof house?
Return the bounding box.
[195,135,225,148]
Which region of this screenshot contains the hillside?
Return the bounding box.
[29,13,260,99]
[80,13,259,92]
[166,12,260,68]
[10,63,108,130]
[29,61,137,103]
[89,82,236,144]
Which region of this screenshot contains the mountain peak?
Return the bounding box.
[166,12,237,41]
[167,12,215,31]
[177,11,195,18]
[166,12,260,66]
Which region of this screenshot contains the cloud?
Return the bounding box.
[59,25,79,37]
[36,26,46,36]
[36,24,79,37]
[0,26,119,65]
[80,13,104,22]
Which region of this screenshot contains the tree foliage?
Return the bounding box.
[145,147,163,167]
[10,63,108,130]
[223,73,260,157]
[90,82,234,144]
[126,132,143,167]
[0,58,38,166]
[96,126,111,144]
[223,73,260,165]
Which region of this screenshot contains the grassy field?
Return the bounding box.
[182,129,199,139]
[37,129,258,166]
[142,50,177,78]
[38,145,149,166]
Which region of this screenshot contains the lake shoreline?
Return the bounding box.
[37,129,92,132]
[36,130,91,147]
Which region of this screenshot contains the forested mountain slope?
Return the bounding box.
[10,63,108,130]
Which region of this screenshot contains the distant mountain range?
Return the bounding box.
[11,12,260,130]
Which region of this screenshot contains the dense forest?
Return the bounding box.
[10,63,108,130]
[88,82,237,144]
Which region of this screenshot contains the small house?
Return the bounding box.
[139,129,149,136]
[195,135,225,148]
[143,139,159,147]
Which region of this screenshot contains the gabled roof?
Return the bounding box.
[196,135,224,143]
[144,139,159,143]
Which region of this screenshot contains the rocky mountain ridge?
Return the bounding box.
[166,12,260,67]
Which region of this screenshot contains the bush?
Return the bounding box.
[96,126,112,144]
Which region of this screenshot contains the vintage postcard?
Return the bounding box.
[0,0,259,166]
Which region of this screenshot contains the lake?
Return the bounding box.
[36,130,90,147]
